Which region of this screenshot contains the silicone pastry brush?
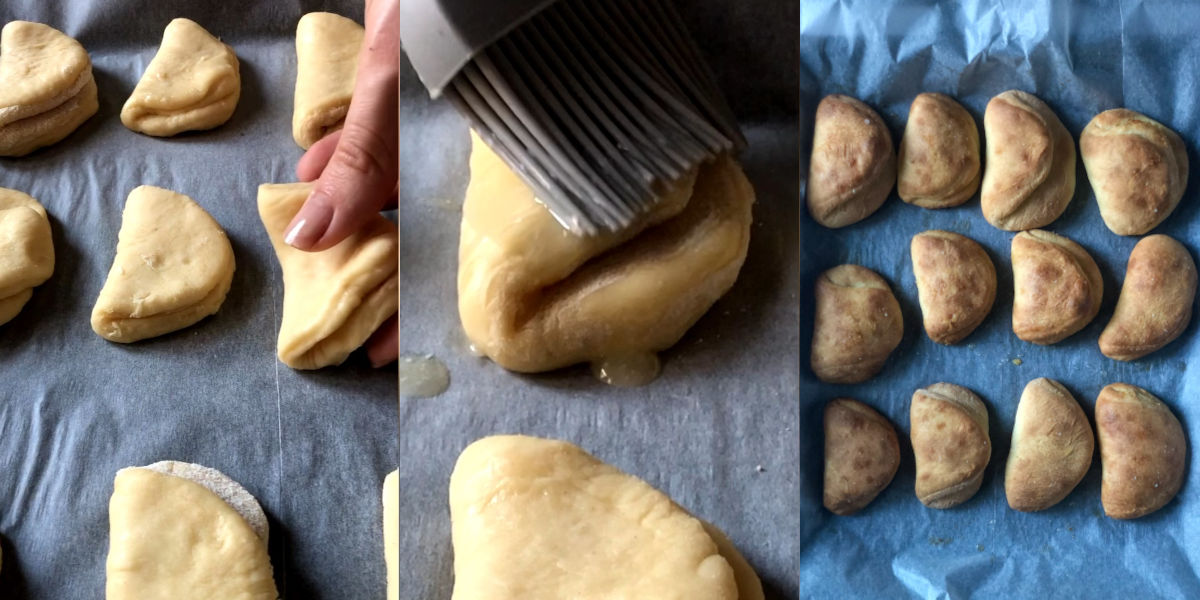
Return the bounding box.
[400,0,745,236]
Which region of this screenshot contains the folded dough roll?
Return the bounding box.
[106,461,277,599]
[258,183,398,369]
[121,18,240,137]
[92,186,235,342]
[0,188,54,325]
[458,133,755,373]
[0,21,98,157]
[450,435,764,600]
[293,12,363,149]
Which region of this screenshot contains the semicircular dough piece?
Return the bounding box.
[807,94,895,228]
[0,21,97,157]
[910,230,996,345]
[1005,378,1093,512]
[258,182,398,370]
[106,462,277,599]
[0,187,54,325]
[449,435,763,600]
[293,12,363,149]
[1096,383,1187,519]
[1099,235,1197,361]
[121,18,240,137]
[91,186,235,343]
[898,93,980,209]
[1011,230,1102,345]
[809,264,904,384]
[459,133,754,374]
[910,382,991,509]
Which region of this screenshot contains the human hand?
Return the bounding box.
[287,0,399,367]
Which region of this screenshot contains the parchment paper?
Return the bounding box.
[800,1,1199,598]
[0,2,397,598]
[397,1,801,599]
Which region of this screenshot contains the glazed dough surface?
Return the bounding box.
[458,134,754,373]
[121,18,240,136]
[0,21,98,156]
[293,12,362,148]
[258,182,398,369]
[91,186,235,342]
[449,435,761,600]
[106,468,277,599]
[0,188,54,325]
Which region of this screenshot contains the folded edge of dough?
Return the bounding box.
[0,21,98,156]
[292,12,363,149]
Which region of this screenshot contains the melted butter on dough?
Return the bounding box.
[0,21,98,157]
[258,182,398,369]
[106,467,277,599]
[121,18,240,137]
[458,133,754,374]
[449,435,763,600]
[91,186,235,343]
[0,188,54,325]
[293,12,362,149]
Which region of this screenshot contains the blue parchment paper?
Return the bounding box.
[800,1,1199,598]
[0,2,397,598]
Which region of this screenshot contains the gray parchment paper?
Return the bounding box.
[800,1,1199,598]
[397,2,801,599]
[0,2,397,598]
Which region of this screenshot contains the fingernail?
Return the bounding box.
[285,193,334,249]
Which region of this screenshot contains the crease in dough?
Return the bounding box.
[458,133,754,374]
[106,462,277,599]
[0,187,54,325]
[258,182,398,369]
[91,186,235,343]
[293,12,363,149]
[449,435,763,600]
[121,18,241,137]
[0,21,98,157]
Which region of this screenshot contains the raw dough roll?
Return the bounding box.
[458,133,754,374]
[0,187,54,326]
[293,12,363,149]
[0,21,98,157]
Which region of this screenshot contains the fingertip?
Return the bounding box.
[284,191,334,251]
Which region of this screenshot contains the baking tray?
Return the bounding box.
[396,1,801,598]
[799,1,1200,598]
[0,1,397,598]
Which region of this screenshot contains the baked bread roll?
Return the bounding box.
[1080,108,1187,236]
[459,133,753,374]
[824,398,900,515]
[0,21,98,157]
[0,188,54,326]
[1005,378,1093,512]
[910,230,996,344]
[810,264,903,384]
[807,95,895,228]
[1096,383,1186,519]
[980,90,1076,231]
[106,461,277,599]
[910,383,990,509]
[121,18,240,137]
[1100,234,1196,361]
[449,435,764,599]
[898,93,980,208]
[1011,230,1102,345]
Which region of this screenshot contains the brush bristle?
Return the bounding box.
[444,0,743,236]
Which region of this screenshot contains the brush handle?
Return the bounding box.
[401,0,560,95]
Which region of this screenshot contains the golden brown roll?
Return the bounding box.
[910,383,990,509]
[910,230,996,344]
[1080,108,1187,236]
[823,398,900,515]
[898,93,980,208]
[1004,378,1094,512]
[1095,383,1186,519]
[980,90,1076,231]
[1011,230,1102,345]
[810,265,903,384]
[1099,235,1196,361]
[807,95,895,228]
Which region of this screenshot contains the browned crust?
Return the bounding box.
[807,94,896,228]
[1095,383,1187,519]
[810,264,904,384]
[1004,378,1094,512]
[824,398,901,515]
[1011,230,1103,344]
[898,93,981,208]
[1081,108,1188,236]
[1100,235,1197,361]
[910,383,990,509]
[910,230,996,344]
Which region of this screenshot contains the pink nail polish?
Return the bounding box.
[284,218,307,247]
